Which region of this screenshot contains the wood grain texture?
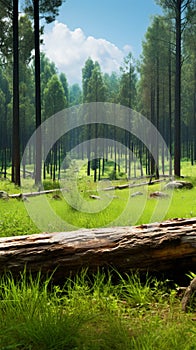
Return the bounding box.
[0,217,196,281]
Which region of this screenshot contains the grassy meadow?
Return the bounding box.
[1,175,196,236]
[0,160,196,349]
[1,160,196,235]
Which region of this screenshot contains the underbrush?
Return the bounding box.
[0,270,195,350]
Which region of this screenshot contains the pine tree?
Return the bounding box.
[156,0,195,176]
[59,72,69,104]
[43,74,66,180]
[24,0,65,185]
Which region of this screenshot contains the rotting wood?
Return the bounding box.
[0,217,196,282]
[9,189,60,199]
[181,277,196,312]
[150,191,169,198]
[103,179,167,191]
[164,181,193,190]
[7,179,168,198]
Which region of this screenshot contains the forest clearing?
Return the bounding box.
[0,0,196,348]
[1,161,196,236]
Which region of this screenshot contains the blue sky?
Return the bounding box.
[42,0,163,84]
[56,0,162,56]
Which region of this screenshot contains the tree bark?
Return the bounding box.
[181,277,196,312]
[174,0,182,177]
[103,178,166,191]
[12,0,20,186]
[9,189,60,198]
[0,218,196,282]
[34,0,42,185]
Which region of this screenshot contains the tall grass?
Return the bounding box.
[0,271,86,349]
[0,270,195,349]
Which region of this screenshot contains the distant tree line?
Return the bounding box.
[0,0,195,185]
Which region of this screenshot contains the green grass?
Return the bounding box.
[0,270,195,350]
[44,181,196,230]
[0,199,39,237]
[1,162,196,235]
[0,177,21,194]
[1,163,196,349]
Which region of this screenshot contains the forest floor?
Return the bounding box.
[1,161,196,236]
[0,269,196,350]
[0,161,196,349]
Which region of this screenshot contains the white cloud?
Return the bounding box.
[42,21,132,85]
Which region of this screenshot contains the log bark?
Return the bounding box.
[181,277,196,312]
[0,217,196,282]
[103,179,166,191]
[9,189,60,199]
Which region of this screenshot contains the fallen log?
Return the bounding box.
[9,189,60,199]
[0,218,196,282]
[103,179,166,191]
[164,181,193,190]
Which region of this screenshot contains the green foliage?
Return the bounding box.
[40,53,57,90]
[119,52,137,108]
[91,158,100,170]
[104,71,120,103]
[108,169,118,180]
[42,179,60,190]
[187,272,196,280]
[82,58,106,103]
[82,57,95,102]
[24,0,66,24]
[59,72,69,104]
[43,74,67,118]
[19,15,34,64]
[0,0,195,188]
[69,83,82,106]
[0,1,12,60]
[86,63,106,102]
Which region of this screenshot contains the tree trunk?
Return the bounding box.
[168,40,173,176]
[150,84,156,176]
[12,0,20,186]
[174,0,182,177]
[34,0,42,185]
[194,53,196,162]
[0,218,196,282]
